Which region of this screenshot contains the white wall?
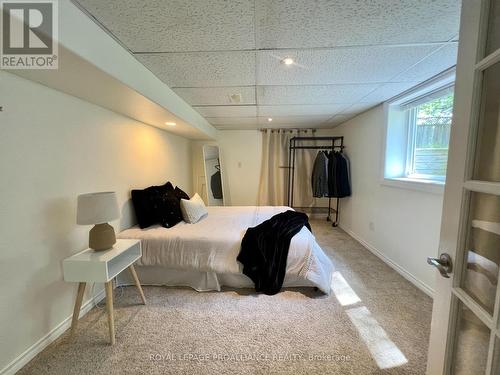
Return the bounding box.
[0,71,192,373]
[327,105,444,295]
[218,130,262,206]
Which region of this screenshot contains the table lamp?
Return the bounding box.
[77,192,120,251]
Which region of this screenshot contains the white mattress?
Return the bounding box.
[118,206,333,293]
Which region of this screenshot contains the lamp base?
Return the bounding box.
[89,223,116,251]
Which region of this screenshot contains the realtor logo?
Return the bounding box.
[1,0,58,69]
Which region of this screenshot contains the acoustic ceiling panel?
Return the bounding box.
[325,113,356,126]
[258,104,346,117]
[257,116,332,126]
[390,43,459,82]
[205,117,258,126]
[136,51,256,87]
[194,105,257,117]
[256,84,379,105]
[340,102,380,116]
[76,0,255,52]
[174,87,256,106]
[256,45,439,85]
[323,114,356,127]
[256,0,460,49]
[357,82,422,104]
[74,0,461,130]
[204,116,334,128]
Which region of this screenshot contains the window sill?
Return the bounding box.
[381,177,445,195]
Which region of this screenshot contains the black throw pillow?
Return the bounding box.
[131,186,162,229]
[174,186,190,201]
[131,181,175,229]
[156,189,183,228]
[162,181,174,191]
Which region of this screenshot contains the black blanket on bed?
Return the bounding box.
[237,210,311,295]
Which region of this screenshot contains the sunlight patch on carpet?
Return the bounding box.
[346,306,408,369]
[331,271,361,306]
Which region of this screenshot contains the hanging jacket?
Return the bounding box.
[342,153,352,196]
[311,151,329,198]
[327,152,337,197]
[336,153,351,197]
[328,152,351,198]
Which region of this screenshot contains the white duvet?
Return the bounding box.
[118,206,333,293]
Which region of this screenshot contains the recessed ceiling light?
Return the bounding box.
[282,57,294,65]
[267,118,273,122]
[165,122,176,126]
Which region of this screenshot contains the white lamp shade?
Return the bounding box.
[77,192,120,225]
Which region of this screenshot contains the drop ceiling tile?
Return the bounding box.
[209,116,333,129]
[77,0,255,52]
[357,82,421,104]
[256,0,460,49]
[194,105,257,117]
[257,116,331,126]
[257,45,438,85]
[174,87,256,106]
[257,84,379,105]
[258,104,345,117]
[340,103,380,115]
[390,43,458,82]
[136,51,256,87]
[206,117,258,126]
[215,125,261,130]
[320,114,355,128]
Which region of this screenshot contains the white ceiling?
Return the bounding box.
[75,0,461,130]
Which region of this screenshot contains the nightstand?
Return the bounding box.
[63,239,146,345]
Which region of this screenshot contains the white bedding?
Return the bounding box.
[118,206,333,293]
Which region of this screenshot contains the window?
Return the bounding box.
[383,69,455,191]
[405,88,454,181]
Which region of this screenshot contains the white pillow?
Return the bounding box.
[180,193,208,224]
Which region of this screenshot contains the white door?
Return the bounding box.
[426,0,500,373]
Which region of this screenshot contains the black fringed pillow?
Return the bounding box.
[174,186,189,201]
[131,182,190,229]
[156,189,183,228]
[131,182,175,229]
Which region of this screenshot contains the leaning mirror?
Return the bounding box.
[202,145,225,206]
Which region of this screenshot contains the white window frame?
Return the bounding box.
[404,84,454,182]
[381,68,456,194]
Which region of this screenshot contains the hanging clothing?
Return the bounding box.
[343,153,351,195]
[328,152,351,198]
[337,153,351,197]
[327,152,337,196]
[311,151,329,198]
[210,171,223,199]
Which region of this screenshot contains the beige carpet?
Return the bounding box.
[18,220,432,374]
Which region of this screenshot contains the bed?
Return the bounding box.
[117,206,333,294]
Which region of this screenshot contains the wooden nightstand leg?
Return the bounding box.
[128,264,146,305]
[70,282,86,336]
[105,281,115,345]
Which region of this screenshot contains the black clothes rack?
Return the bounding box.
[287,136,345,227]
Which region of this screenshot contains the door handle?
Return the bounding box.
[427,253,453,278]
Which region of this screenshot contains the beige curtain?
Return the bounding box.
[257,129,318,207]
[257,129,291,205]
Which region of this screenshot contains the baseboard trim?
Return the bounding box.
[0,289,106,375]
[339,224,435,298]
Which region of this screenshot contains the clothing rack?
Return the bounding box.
[287,136,345,227]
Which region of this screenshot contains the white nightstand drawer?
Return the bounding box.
[63,239,141,283]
